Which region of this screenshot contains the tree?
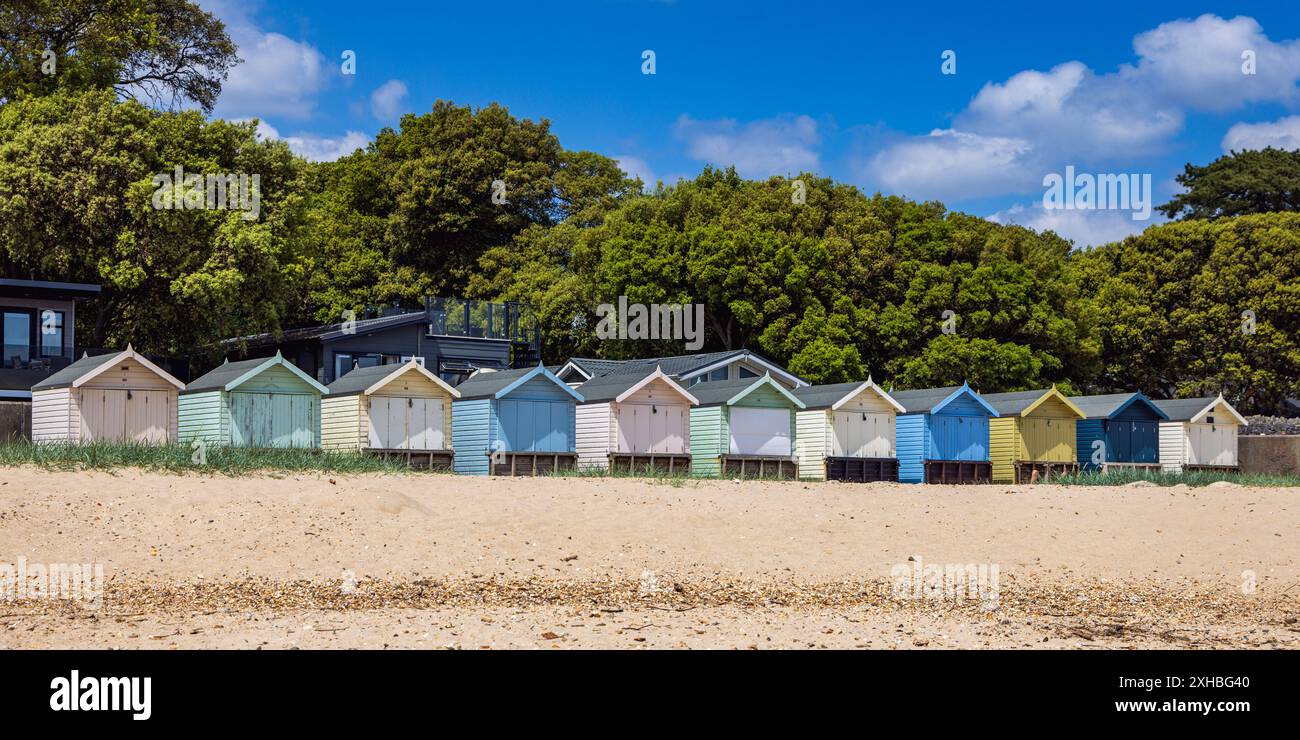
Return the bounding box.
[0,88,311,358]
[0,0,238,113]
[1074,213,1300,413]
[1157,148,1300,221]
[307,100,637,321]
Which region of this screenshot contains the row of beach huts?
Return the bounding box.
[26,346,1247,483]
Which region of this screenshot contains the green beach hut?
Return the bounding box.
[179,351,329,448]
[688,374,806,479]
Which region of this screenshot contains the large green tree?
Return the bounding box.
[0,88,311,358]
[477,167,1095,389]
[1075,213,1300,412]
[1158,148,1300,221]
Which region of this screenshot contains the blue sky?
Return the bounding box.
[200,1,1300,246]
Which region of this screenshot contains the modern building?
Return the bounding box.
[222,297,540,387]
[554,349,807,389]
[0,278,101,401]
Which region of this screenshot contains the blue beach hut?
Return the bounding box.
[890,383,999,484]
[451,364,584,476]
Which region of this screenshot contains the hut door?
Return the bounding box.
[368,396,401,449]
[617,403,686,454]
[832,411,892,458]
[79,389,125,442]
[728,407,790,456]
[232,392,315,448]
[124,390,170,444]
[1191,423,1236,466]
[408,398,444,450]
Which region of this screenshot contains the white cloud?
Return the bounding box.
[864,14,1300,202]
[370,80,409,121]
[614,155,657,188]
[673,114,820,178]
[867,130,1035,202]
[1222,115,1300,152]
[988,202,1164,249]
[201,0,330,120]
[245,121,370,162]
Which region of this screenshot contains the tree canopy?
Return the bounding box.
[0,0,238,113]
[1157,148,1300,221]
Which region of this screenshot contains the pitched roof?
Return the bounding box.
[32,347,184,391]
[574,367,695,404]
[183,352,327,394]
[324,361,459,398]
[453,365,582,401]
[888,385,964,413]
[1285,398,1300,416]
[791,380,904,412]
[31,352,123,390]
[981,389,1054,415]
[1067,392,1167,420]
[562,349,807,386]
[689,376,804,408]
[1153,396,1247,424]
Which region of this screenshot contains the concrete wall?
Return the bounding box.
[1239,435,1300,476]
[0,400,31,441]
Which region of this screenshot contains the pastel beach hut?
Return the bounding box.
[891,383,998,484]
[984,387,1086,483]
[574,366,698,473]
[178,351,328,448]
[1153,395,1248,473]
[30,346,183,444]
[1068,392,1167,472]
[688,374,805,479]
[451,364,584,476]
[792,379,905,482]
[321,359,461,467]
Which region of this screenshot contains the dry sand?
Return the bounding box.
[0,469,1296,649]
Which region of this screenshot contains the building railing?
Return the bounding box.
[424,297,538,347]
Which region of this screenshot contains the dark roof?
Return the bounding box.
[982,389,1054,416]
[1152,397,1217,421]
[575,368,692,403]
[453,367,569,400]
[565,349,805,384]
[183,356,277,393]
[31,351,124,391]
[1067,393,1163,420]
[690,377,793,407]
[0,278,100,300]
[224,311,431,348]
[887,385,963,414]
[1284,398,1300,416]
[792,381,873,410]
[326,363,414,397]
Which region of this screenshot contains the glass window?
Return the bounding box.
[709,367,729,382]
[3,311,31,364]
[738,366,758,378]
[39,310,64,357]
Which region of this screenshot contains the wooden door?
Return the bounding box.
[728,406,790,456]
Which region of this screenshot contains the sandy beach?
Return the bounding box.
[1,469,1296,649]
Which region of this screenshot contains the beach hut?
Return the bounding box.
[1069,392,1168,472]
[792,379,905,482]
[985,388,1085,483]
[321,359,461,467]
[688,374,805,479]
[891,383,998,484]
[574,366,698,473]
[1153,395,1248,473]
[30,346,183,444]
[178,351,328,448]
[451,364,584,476]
